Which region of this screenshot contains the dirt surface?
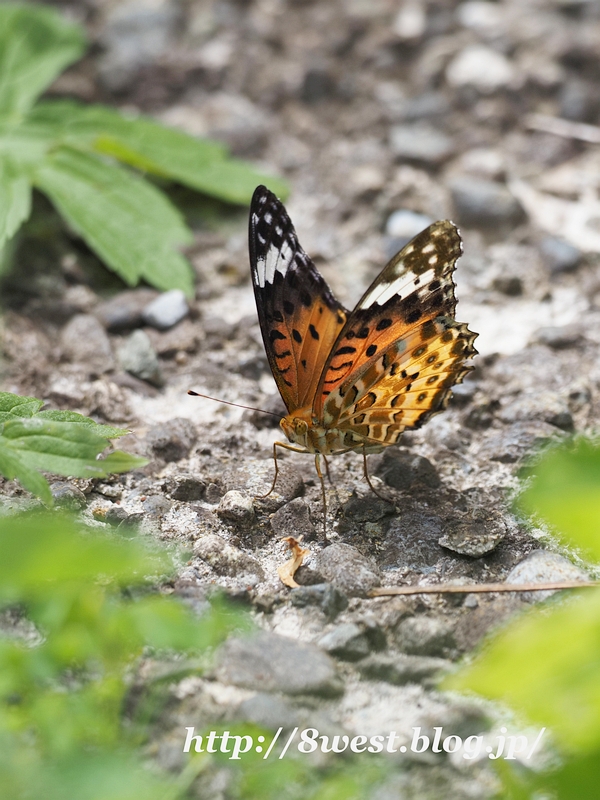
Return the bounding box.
[2,1,600,797]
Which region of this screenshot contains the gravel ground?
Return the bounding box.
[2,1,600,797]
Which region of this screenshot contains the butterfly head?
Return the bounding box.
[280,408,317,451]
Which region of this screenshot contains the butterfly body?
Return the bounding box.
[249,185,478,479]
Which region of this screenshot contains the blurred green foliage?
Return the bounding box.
[0,3,288,296]
[0,510,391,800]
[0,511,246,799]
[447,438,600,799]
[0,391,147,504]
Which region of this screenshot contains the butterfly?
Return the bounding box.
[249,185,477,536]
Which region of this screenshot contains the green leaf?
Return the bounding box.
[518,439,600,559]
[29,100,289,204]
[33,146,195,295]
[0,391,43,420]
[1,418,145,480]
[36,410,128,439]
[0,156,31,248]
[445,588,600,753]
[0,5,86,120]
[0,512,171,594]
[0,441,52,505]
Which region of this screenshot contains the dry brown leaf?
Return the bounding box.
[277,536,310,588]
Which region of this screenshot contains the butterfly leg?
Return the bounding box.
[314,453,328,543]
[362,446,393,504]
[256,441,307,499]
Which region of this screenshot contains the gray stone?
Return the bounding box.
[539,237,582,274]
[142,290,189,330]
[146,417,197,462]
[449,176,525,227]
[450,380,477,407]
[439,516,506,557]
[98,0,180,91]
[270,498,315,539]
[338,494,394,533]
[395,616,456,657]
[60,314,115,376]
[95,289,158,332]
[492,276,523,296]
[390,123,455,166]
[301,68,337,103]
[290,583,348,619]
[532,325,583,350]
[237,693,300,731]
[217,491,255,526]
[478,420,559,464]
[374,450,440,490]
[315,543,380,597]
[380,513,445,572]
[117,330,163,386]
[167,475,206,501]
[146,319,202,358]
[194,533,263,580]
[49,481,87,511]
[446,45,514,94]
[506,550,590,603]
[385,209,434,243]
[498,392,574,432]
[559,79,597,123]
[228,462,304,513]
[398,91,450,121]
[214,631,342,696]
[317,623,371,661]
[141,494,172,519]
[358,652,451,685]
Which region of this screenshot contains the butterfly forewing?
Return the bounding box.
[316,221,477,438]
[249,186,347,413]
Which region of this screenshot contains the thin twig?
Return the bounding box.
[369,580,599,597]
[524,113,600,144]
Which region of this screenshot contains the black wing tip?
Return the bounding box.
[251,184,277,207]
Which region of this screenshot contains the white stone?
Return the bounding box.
[446,45,514,93]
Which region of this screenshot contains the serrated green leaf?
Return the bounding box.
[445,589,600,753]
[33,146,195,295]
[0,391,43,419]
[518,439,600,559]
[168,157,290,205]
[0,156,31,248]
[29,100,288,204]
[0,441,51,505]
[0,418,135,480]
[0,5,86,120]
[36,410,128,439]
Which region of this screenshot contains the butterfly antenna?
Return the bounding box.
[187,390,282,419]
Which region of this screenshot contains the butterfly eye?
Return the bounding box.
[294,419,308,435]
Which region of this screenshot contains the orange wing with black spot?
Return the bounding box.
[249,186,347,413]
[315,221,478,441]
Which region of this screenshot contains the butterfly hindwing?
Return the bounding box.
[331,317,477,451]
[316,221,477,433]
[249,186,347,413]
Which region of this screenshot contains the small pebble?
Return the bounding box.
[390,123,455,166]
[446,45,514,93]
[290,583,348,619]
[317,623,371,662]
[61,314,115,376]
[539,237,582,274]
[117,330,163,386]
[315,543,381,597]
[217,490,255,526]
[146,418,198,462]
[50,481,87,511]
[142,289,189,330]
[270,498,315,539]
[95,289,158,332]
[395,615,456,657]
[449,176,524,228]
[506,551,590,602]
